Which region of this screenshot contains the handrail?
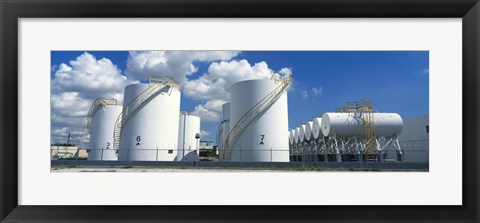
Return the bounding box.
[112,76,179,152]
[86,98,117,133]
[219,74,292,161]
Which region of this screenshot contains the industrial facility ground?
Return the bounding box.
[51,160,428,172]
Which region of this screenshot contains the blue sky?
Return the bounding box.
[51,51,428,147]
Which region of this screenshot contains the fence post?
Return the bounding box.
[127,149,130,162]
[101,148,104,161]
[270,147,273,163]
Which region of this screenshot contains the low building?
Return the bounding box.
[50,144,88,160]
[199,141,217,161]
[199,140,214,150]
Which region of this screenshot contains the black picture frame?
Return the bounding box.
[1,0,479,222]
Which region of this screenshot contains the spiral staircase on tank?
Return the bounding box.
[112,76,179,154]
[86,98,118,134]
[219,73,292,161]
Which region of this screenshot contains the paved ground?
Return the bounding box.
[51,167,302,172]
[51,166,426,172]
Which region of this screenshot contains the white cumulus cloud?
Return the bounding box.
[191,104,221,122]
[51,52,133,147]
[301,90,309,99]
[422,68,429,76]
[52,52,133,99]
[200,130,211,137]
[125,51,240,85]
[184,60,292,122]
[311,87,323,96]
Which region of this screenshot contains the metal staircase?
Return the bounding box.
[112,76,179,153]
[87,98,117,133]
[338,99,377,162]
[220,73,292,161]
[358,99,377,162]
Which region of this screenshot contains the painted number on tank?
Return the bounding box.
[136,136,141,146]
[260,135,265,145]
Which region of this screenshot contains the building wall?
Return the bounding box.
[395,114,429,162]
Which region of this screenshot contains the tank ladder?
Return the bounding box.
[112,76,179,153]
[86,98,117,134]
[219,73,292,161]
[359,99,377,162]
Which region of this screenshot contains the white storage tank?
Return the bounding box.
[118,81,181,161]
[304,121,314,142]
[312,117,323,139]
[229,79,289,162]
[218,102,231,160]
[222,102,231,122]
[294,127,300,144]
[217,122,224,149]
[299,124,307,143]
[88,100,122,161]
[289,130,295,145]
[177,112,201,161]
[221,102,231,147]
[321,112,403,138]
[222,121,231,146]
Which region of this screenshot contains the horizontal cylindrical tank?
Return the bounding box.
[222,102,231,121]
[305,121,314,141]
[229,79,289,162]
[294,127,300,144]
[177,112,201,161]
[321,113,403,138]
[118,83,181,161]
[299,124,307,143]
[312,117,323,139]
[88,104,122,161]
[289,130,294,145]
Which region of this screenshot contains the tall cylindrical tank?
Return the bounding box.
[222,121,231,146]
[294,127,300,144]
[118,83,181,161]
[217,122,224,148]
[222,102,231,122]
[229,79,289,162]
[220,102,231,147]
[304,121,314,142]
[321,113,403,138]
[88,104,122,160]
[299,124,307,143]
[177,112,201,161]
[312,117,323,139]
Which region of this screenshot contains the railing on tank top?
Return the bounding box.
[86,98,117,134]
